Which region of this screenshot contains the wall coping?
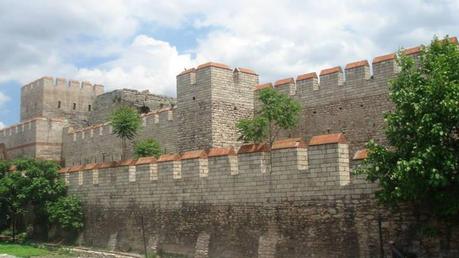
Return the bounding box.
[238,143,270,154]
[255,83,273,91]
[158,153,180,163]
[309,133,347,146]
[207,147,236,157]
[372,53,396,64]
[296,72,317,81]
[320,66,342,76]
[274,78,294,87]
[353,149,368,160]
[345,60,369,70]
[197,62,231,71]
[135,157,157,165]
[181,150,208,160]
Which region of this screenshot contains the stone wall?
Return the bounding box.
[88,89,176,125]
[20,77,103,126]
[62,108,178,166]
[60,134,459,257]
[255,50,417,155]
[0,117,66,161]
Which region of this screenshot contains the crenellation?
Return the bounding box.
[345,60,371,81]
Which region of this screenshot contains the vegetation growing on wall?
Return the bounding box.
[134,138,163,158]
[237,87,301,146]
[0,159,83,242]
[110,106,142,160]
[357,36,459,222]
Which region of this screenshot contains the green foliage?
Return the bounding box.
[47,196,84,230]
[134,138,163,158]
[110,106,142,141]
[0,159,84,241]
[357,36,459,219]
[237,88,301,144]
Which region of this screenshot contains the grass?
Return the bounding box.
[0,243,51,257]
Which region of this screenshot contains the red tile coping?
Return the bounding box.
[255,83,273,91]
[98,161,118,169]
[404,46,422,56]
[449,36,458,44]
[177,68,196,76]
[296,72,318,81]
[68,165,85,173]
[118,159,137,167]
[353,149,368,160]
[272,138,307,150]
[181,150,208,160]
[372,53,396,64]
[197,62,231,70]
[82,163,98,171]
[135,156,157,165]
[274,78,294,87]
[320,66,343,76]
[309,133,347,146]
[235,67,258,75]
[345,60,369,70]
[157,153,181,162]
[207,147,236,157]
[58,167,70,173]
[238,143,270,154]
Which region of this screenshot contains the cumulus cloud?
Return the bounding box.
[0,0,458,98]
[75,35,201,95]
[0,92,10,107]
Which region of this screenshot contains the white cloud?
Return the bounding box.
[0,0,458,98]
[75,35,202,96]
[0,92,10,107]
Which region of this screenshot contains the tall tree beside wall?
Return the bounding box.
[357,36,459,225]
[110,106,142,160]
[237,87,301,171]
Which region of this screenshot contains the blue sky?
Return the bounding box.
[0,0,459,127]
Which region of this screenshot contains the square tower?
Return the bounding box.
[20,77,104,124]
[176,62,258,152]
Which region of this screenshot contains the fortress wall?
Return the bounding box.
[88,89,176,125]
[0,117,66,160]
[59,134,457,257]
[62,108,178,166]
[20,77,103,125]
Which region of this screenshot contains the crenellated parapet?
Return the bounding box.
[0,117,66,161]
[253,43,443,108]
[59,133,378,207]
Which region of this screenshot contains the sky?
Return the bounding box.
[0,0,458,128]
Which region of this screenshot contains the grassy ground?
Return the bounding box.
[0,243,74,257]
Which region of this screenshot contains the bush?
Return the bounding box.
[134,139,162,158]
[47,196,83,231]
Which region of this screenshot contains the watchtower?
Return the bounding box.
[176,62,258,152]
[20,77,104,124]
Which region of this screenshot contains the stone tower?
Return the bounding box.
[176,62,258,152]
[20,77,104,125]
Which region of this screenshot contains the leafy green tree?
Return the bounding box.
[134,138,163,158]
[237,87,301,146]
[110,106,142,160]
[0,159,84,241]
[47,196,83,230]
[357,36,459,220]
[237,88,301,173]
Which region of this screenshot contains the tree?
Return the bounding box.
[134,138,163,158]
[237,87,301,146]
[237,88,301,173]
[110,106,142,160]
[0,159,83,241]
[47,196,83,231]
[357,36,459,220]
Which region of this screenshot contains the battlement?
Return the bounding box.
[252,41,459,112]
[177,62,258,86]
[21,76,104,93]
[59,133,373,204]
[66,107,175,140]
